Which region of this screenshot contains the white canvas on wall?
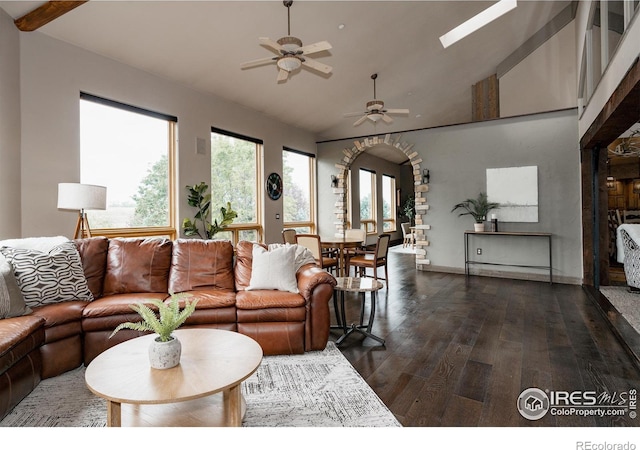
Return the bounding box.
[486,166,538,222]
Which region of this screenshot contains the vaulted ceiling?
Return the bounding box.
[1,1,572,147]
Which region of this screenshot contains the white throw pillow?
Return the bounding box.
[0,255,32,318]
[0,241,94,308]
[247,244,299,293]
[267,243,316,271]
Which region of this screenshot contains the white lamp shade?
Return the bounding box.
[57,183,107,211]
[277,56,301,72]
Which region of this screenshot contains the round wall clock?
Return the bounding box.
[266,172,283,200]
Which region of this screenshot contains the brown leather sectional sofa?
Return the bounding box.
[0,236,336,421]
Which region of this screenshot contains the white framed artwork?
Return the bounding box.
[486,166,538,222]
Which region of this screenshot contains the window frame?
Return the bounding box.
[79,92,178,240]
[382,174,397,232]
[210,127,264,245]
[282,147,317,234]
[359,168,377,235]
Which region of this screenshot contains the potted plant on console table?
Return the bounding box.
[110,294,199,369]
[451,192,500,232]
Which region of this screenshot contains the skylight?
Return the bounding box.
[439,0,518,48]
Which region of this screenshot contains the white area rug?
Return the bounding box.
[599,286,640,334]
[0,342,400,427]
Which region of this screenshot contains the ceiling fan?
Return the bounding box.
[240,1,332,83]
[608,129,640,157]
[344,74,410,126]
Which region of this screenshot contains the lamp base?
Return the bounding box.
[73,211,93,239]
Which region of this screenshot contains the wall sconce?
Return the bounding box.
[633,179,640,194]
[422,169,430,184]
[607,176,616,190]
[331,175,339,188]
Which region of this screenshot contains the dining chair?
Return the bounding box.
[401,222,415,248]
[282,228,297,244]
[348,233,390,285]
[343,228,366,275]
[295,234,338,274]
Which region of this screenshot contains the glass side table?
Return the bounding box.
[333,277,385,346]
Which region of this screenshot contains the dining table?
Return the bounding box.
[320,235,365,277]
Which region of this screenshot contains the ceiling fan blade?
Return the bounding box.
[385,109,410,115]
[259,37,284,54]
[381,114,394,124]
[343,112,365,118]
[353,115,368,126]
[241,57,277,70]
[299,41,332,55]
[277,68,289,82]
[301,58,332,74]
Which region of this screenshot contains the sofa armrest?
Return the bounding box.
[296,264,336,352]
[296,263,336,300]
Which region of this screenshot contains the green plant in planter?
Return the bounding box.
[451,192,500,224]
[109,294,199,342]
[401,197,416,224]
[182,182,238,239]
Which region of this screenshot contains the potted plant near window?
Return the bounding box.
[451,192,500,232]
[182,182,237,239]
[110,294,199,369]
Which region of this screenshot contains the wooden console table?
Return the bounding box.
[464,230,553,283]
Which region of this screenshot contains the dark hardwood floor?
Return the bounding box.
[331,247,640,427]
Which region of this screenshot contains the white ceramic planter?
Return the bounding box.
[148,335,181,369]
[474,222,485,232]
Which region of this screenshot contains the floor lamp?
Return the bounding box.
[57,183,107,239]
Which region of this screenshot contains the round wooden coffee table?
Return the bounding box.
[85,329,263,427]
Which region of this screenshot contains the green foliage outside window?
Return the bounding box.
[210,134,257,223]
[132,155,169,227]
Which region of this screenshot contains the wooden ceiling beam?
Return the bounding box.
[14,1,88,32]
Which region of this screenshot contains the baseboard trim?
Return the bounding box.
[421,264,581,285]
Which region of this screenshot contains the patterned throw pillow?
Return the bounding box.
[0,241,94,308]
[0,255,32,318]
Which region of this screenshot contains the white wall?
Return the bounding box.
[0,8,22,238]
[500,20,577,117]
[17,32,317,244]
[318,109,583,284]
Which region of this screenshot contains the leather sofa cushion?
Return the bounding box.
[74,237,108,299]
[178,289,236,309]
[236,290,306,310]
[103,238,173,295]
[82,293,169,319]
[0,316,45,373]
[234,241,267,291]
[169,239,235,293]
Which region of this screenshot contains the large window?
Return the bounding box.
[210,128,263,244]
[382,174,396,232]
[359,169,377,234]
[80,93,177,238]
[283,148,316,233]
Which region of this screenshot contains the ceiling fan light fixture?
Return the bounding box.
[277,36,303,51]
[368,112,383,122]
[277,56,301,72]
[367,100,384,111]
